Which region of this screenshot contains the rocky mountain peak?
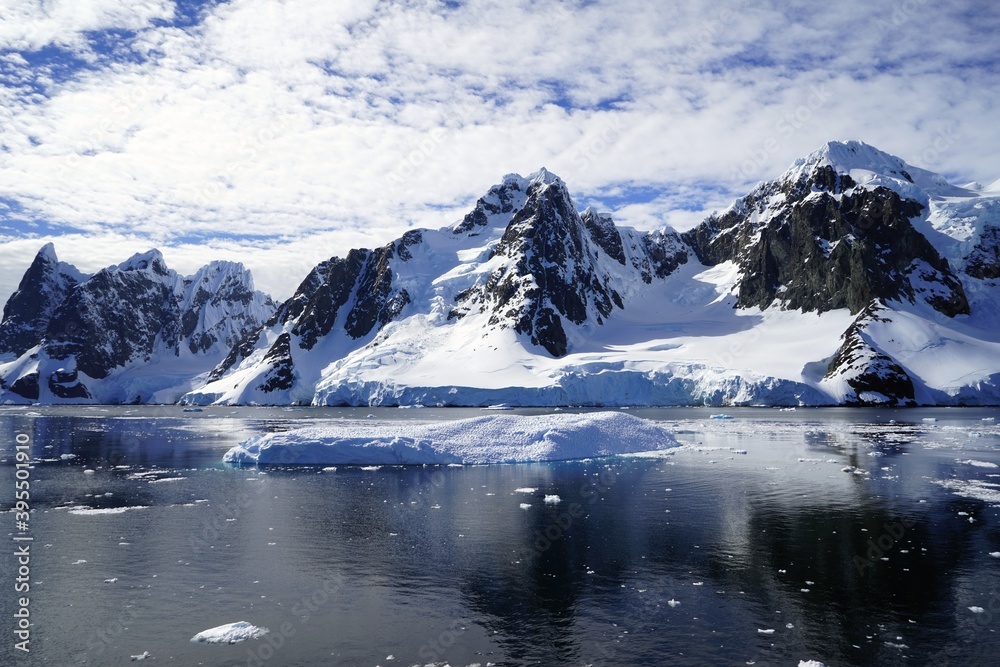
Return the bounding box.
[795,140,914,181]
[0,244,86,358]
[684,141,970,318]
[115,249,171,276]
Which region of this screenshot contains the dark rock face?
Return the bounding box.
[290,237,415,346]
[9,372,39,400]
[344,243,411,340]
[824,301,915,406]
[0,244,82,357]
[256,333,295,393]
[965,225,1000,280]
[641,231,689,283]
[291,250,369,350]
[582,209,626,265]
[459,178,626,356]
[48,367,91,399]
[683,165,970,317]
[46,266,180,379]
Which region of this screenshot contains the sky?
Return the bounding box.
[0,0,998,304]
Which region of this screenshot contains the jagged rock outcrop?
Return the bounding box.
[824,301,916,406]
[965,225,1000,280]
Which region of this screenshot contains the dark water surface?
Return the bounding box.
[2,405,1000,666]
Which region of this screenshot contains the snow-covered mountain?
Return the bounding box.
[177,141,999,407]
[0,247,275,403]
[3,140,999,406]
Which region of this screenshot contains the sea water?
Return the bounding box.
[1,405,999,666]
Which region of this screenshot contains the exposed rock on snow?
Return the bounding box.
[823,301,916,406]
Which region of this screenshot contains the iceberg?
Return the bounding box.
[190,621,269,644]
[223,412,680,466]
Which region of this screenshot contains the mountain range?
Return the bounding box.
[2,140,999,406]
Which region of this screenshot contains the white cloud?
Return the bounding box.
[0,0,175,56]
[0,0,998,304]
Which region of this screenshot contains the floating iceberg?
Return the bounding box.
[223,412,680,466]
[190,621,269,644]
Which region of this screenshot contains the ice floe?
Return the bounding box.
[223,412,680,466]
[957,459,999,468]
[190,621,269,644]
[68,506,149,515]
[934,479,1000,505]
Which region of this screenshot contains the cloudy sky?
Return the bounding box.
[1,0,998,303]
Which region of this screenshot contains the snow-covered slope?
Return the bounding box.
[0,247,276,404]
[180,142,1000,407]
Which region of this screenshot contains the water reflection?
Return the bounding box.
[1,406,999,666]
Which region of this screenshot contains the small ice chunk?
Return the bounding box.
[958,459,998,469]
[515,487,536,493]
[104,578,118,584]
[83,469,96,475]
[69,506,149,515]
[131,651,151,661]
[519,503,532,510]
[969,606,986,614]
[60,453,77,460]
[922,417,938,422]
[190,621,269,644]
[758,628,775,634]
[71,559,87,565]
[667,599,680,607]
[543,495,561,504]
[798,662,826,667]
[989,552,1000,558]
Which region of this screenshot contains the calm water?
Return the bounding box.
[2,405,1000,666]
